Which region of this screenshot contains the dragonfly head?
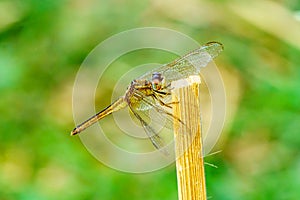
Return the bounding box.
[152,72,164,90]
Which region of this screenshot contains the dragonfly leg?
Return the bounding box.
[165,101,179,106]
[164,83,173,90]
[153,90,171,95]
[152,93,178,109]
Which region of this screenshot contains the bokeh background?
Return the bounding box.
[1,0,300,199]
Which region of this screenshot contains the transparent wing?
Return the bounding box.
[128,89,187,154]
[131,89,182,131]
[129,105,168,154]
[137,42,224,83]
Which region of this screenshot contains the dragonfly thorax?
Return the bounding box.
[127,79,152,95]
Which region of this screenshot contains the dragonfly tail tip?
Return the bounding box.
[70,128,79,136]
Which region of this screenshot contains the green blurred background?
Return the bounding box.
[1,0,300,199]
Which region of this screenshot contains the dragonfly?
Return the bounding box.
[71,41,224,151]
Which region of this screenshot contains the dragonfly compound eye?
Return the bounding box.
[152,72,163,82]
